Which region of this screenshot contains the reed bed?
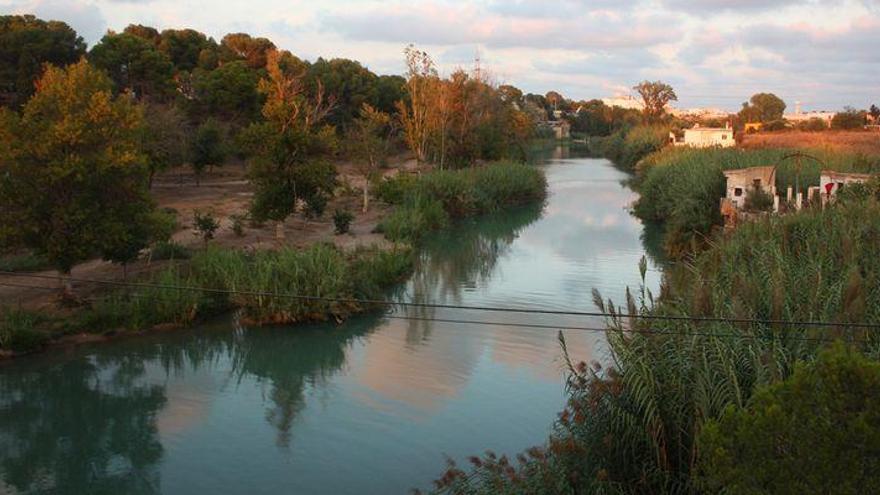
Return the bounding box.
[377,161,547,242]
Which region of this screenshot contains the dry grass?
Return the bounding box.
[741,131,880,156]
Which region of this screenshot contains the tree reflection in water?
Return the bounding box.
[401,202,544,343]
[0,313,381,493]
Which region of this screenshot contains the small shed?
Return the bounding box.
[723,166,777,210]
[819,170,872,196]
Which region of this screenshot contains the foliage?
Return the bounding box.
[832,107,867,130]
[0,308,46,352]
[230,213,247,237]
[308,57,379,130]
[190,118,227,184]
[246,49,336,229]
[633,80,677,123]
[348,103,393,212]
[191,60,261,121]
[0,15,85,107]
[0,59,153,277]
[377,162,547,243]
[88,32,176,100]
[739,93,786,123]
[333,210,354,235]
[149,240,192,261]
[0,251,51,272]
[140,103,190,186]
[192,211,220,248]
[699,344,880,494]
[743,186,774,212]
[593,124,669,171]
[794,117,828,131]
[372,173,420,205]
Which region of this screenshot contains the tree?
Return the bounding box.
[348,103,393,212]
[739,92,786,123]
[397,45,438,163]
[140,103,190,187]
[192,211,220,249]
[247,49,336,239]
[88,32,176,100]
[191,60,261,121]
[870,104,880,123]
[831,106,867,130]
[219,33,275,69]
[370,74,407,115]
[498,84,523,105]
[308,57,378,130]
[123,24,160,45]
[0,60,152,293]
[545,90,563,111]
[190,119,226,185]
[699,344,880,494]
[633,80,677,123]
[0,15,86,107]
[158,28,216,72]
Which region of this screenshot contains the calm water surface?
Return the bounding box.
[0,148,661,494]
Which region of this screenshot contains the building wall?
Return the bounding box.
[680,129,735,148]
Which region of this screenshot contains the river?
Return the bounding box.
[0,147,661,495]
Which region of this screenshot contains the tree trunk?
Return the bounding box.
[275,221,285,241]
[363,181,369,213]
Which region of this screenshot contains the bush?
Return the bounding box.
[372,173,419,205]
[150,241,192,261]
[0,252,51,272]
[0,308,47,352]
[193,211,220,248]
[303,193,328,219]
[743,186,774,212]
[699,344,880,494]
[333,209,354,235]
[594,125,669,171]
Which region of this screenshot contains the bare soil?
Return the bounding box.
[0,153,427,312]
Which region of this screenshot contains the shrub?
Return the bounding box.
[743,186,774,212]
[0,252,51,272]
[333,209,354,235]
[303,193,328,219]
[193,211,220,248]
[372,173,419,205]
[594,125,669,171]
[150,241,192,261]
[230,213,248,237]
[0,308,46,352]
[699,344,880,494]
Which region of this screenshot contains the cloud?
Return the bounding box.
[321,3,683,50]
[2,0,108,43]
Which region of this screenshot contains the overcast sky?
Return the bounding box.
[3,0,878,110]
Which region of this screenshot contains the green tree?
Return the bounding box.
[0,15,86,107]
[191,60,261,121]
[348,103,393,212]
[0,60,151,292]
[190,119,226,185]
[870,104,880,122]
[141,103,190,187]
[123,24,160,45]
[308,57,378,130]
[498,84,523,105]
[699,344,880,494]
[831,106,867,130]
[247,49,336,239]
[370,74,407,115]
[633,80,677,123]
[739,92,786,123]
[158,28,216,72]
[88,32,176,100]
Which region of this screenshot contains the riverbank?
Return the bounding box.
[0,160,549,358]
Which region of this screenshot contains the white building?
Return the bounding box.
[601,95,643,110]
[785,111,837,125]
[819,170,872,199]
[670,124,735,148]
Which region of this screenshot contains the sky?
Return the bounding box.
[2,0,878,111]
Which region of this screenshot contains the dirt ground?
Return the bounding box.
[0,154,428,311]
[741,130,880,156]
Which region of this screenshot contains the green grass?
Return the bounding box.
[0,308,47,352]
[74,244,413,332]
[376,161,547,243]
[591,125,670,171]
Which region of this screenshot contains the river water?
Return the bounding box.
[0,148,661,495]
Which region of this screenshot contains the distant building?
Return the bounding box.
[550,120,571,139]
[785,110,836,125]
[601,95,643,111]
[669,107,730,120]
[670,124,735,148]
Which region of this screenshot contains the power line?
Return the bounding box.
[2,270,879,330]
